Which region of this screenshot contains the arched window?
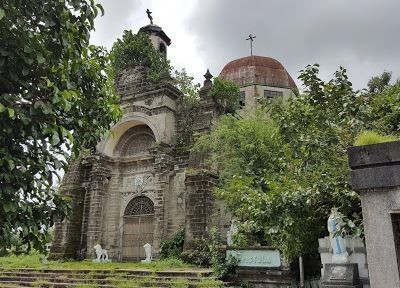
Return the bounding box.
[114,125,156,157]
[124,196,154,216]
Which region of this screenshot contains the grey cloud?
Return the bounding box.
[91,0,142,49]
[186,0,400,89]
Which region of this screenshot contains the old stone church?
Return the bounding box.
[50,20,297,261]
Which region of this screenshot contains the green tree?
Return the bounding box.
[0,0,121,252]
[367,71,392,94]
[209,77,241,113]
[365,72,400,135]
[194,64,366,261]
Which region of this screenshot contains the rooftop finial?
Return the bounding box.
[246,34,256,56]
[203,69,213,87]
[146,9,153,24]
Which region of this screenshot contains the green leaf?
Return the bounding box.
[37,53,45,64]
[51,131,60,146]
[24,46,33,53]
[34,100,44,109]
[3,202,13,213]
[0,8,5,20]
[96,4,105,16]
[7,159,15,170]
[7,108,15,118]
[0,103,5,113]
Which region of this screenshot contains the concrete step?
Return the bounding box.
[0,268,224,288]
[0,268,213,278]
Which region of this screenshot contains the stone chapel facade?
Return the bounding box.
[50,21,297,261]
[50,23,230,261]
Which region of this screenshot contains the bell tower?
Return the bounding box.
[139,9,171,58]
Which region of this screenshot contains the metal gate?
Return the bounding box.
[122,196,154,261]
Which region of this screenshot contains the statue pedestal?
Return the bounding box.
[321,263,362,288]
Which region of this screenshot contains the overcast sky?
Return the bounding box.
[91,0,400,90]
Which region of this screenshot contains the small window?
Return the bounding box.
[159,43,167,57]
[239,91,246,107]
[264,90,283,99]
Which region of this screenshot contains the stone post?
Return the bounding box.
[348,140,400,288]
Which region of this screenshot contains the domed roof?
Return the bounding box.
[219,56,297,90]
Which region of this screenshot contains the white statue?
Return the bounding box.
[327,209,349,263]
[227,219,238,246]
[227,230,233,246]
[141,243,152,263]
[93,244,110,263]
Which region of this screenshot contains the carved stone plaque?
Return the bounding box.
[330,266,347,280]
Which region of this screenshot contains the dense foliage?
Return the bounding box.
[366,73,400,135]
[173,69,201,150]
[194,64,374,261]
[0,0,121,253]
[160,229,185,259]
[209,77,241,113]
[110,30,171,80]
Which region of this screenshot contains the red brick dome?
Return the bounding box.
[219,56,297,90]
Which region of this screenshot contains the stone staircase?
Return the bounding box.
[0,268,225,287]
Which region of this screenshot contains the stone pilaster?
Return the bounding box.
[84,155,111,258]
[184,170,218,249]
[151,144,175,257]
[49,159,85,260]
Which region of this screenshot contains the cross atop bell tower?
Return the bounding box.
[139,10,171,57]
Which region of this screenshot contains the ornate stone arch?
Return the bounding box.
[124,196,154,216]
[113,125,155,156]
[98,113,160,157]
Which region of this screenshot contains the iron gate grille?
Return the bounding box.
[122,196,154,261]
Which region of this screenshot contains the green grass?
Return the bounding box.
[0,252,194,271]
[354,130,398,146]
[170,278,190,288]
[197,278,224,288]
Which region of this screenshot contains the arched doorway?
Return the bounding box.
[122,196,154,261]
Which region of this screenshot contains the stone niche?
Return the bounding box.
[348,140,400,288]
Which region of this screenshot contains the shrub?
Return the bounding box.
[160,229,185,259]
[180,239,212,267]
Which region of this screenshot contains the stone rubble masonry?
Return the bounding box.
[348,140,400,288]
